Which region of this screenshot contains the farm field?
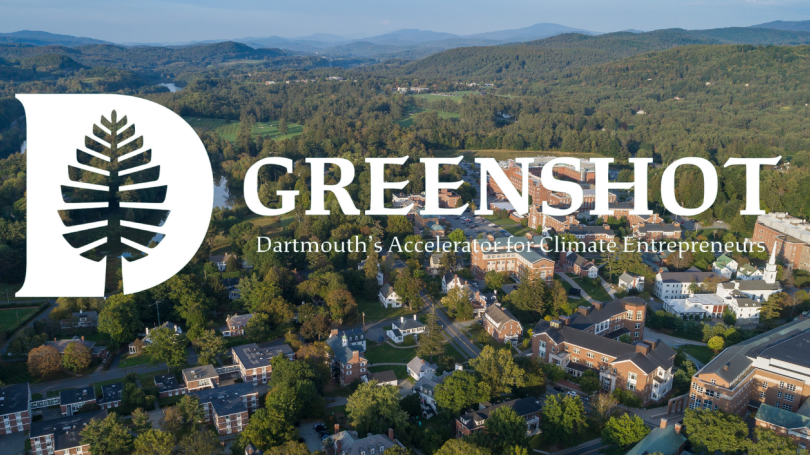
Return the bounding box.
[412,90,478,102]
[0,307,40,331]
[182,117,303,142]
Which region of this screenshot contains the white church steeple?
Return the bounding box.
[763,241,778,284]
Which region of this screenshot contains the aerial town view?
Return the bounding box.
[1,1,810,455]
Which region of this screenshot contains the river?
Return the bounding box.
[214,176,244,209]
[159,82,181,93]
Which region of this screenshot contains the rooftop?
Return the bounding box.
[457,397,542,430]
[45,337,96,355]
[153,373,184,393]
[0,383,29,415]
[567,297,645,331]
[30,410,107,450]
[407,357,436,375]
[657,268,716,283]
[60,386,96,406]
[190,382,258,416]
[232,342,294,369]
[226,313,253,327]
[484,305,519,331]
[333,431,401,455]
[367,370,398,384]
[626,425,686,455]
[182,364,219,383]
[98,383,123,404]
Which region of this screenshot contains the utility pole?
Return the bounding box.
[151,300,162,326]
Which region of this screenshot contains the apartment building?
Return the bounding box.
[0,383,31,435]
[488,165,552,203]
[59,387,96,417]
[30,410,106,455]
[634,223,682,241]
[533,320,675,405]
[97,382,123,410]
[191,383,259,436]
[527,206,580,233]
[483,304,522,346]
[566,225,616,246]
[688,318,810,416]
[469,236,554,282]
[438,189,461,208]
[752,212,810,271]
[183,365,220,392]
[560,297,647,341]
[456,397,542,437]
[154,373,187,398]
[231,342,295,385]
[221,314,253,337]
[326,329,368,385]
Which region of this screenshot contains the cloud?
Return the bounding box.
[381,20,390,24]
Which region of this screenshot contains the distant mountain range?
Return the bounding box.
[750,20,810,32]
[2,20,810,62]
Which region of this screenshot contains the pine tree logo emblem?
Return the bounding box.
[16,94,213,297]
[61,110,168,294]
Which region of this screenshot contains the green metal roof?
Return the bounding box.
[626,426,686,455]
[715,254,734,267]
[755,403,810,430]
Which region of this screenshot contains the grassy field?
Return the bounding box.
[368,365,408,380]
[396,109,460,128]
[571,276,612,302]
[683,345,716,365]
[182,117,303,142]
[209,214,296,255]
[0,307,40,331]
[0,362,73,385]
[364,341,418,364]
[412,91,477,102]
[347,297,417,324]
[118,354,153,369]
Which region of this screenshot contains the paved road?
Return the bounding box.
[645,328,707,347]
[552,440,605,455]
[419,290,480,359]
[30,362,170,394]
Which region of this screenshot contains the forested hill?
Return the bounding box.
[381,28,810,80]
[0,41,289,72]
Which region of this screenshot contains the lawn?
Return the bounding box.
[396,109,460,128]
[209,214,296,255]
[347,297,417,324]
[0,307,40,331]
[683,345,716,365]
[368,365,408,380]
[182,117,303,142]
[465,324,512,352]
[482,214,516,227]
[571,276,612,302]
[118,354,153,369]
[364,341,418,364]
[503,225,530,236]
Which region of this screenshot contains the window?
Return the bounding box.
[586,361,594,368]
[786,394,795,402]
[636,311,643,320]
[573,348,580,354]
[586,352,594,359]
[777,392,782,398]
[783,403,792,411]
[626,311,633,319]
[629,373,637,381]
[628,383,636,391]
[711,379,716,385]
[380,447,385,452]
[635,323,641,329]
[779,382,785,389]
[635,332,640,337]
[602,356,608,362]
[763,382,768,389]
[371,450,375,454]
[760,391,765,398]
[786,384,796,392]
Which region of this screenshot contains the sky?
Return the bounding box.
[2,0,809,43]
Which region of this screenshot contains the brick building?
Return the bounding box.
[183,365,220,392]
[483,304,522,346]
[221,314,253,337]
[97,383,123,410]
[332,428,405,455]
[455,397,542,437]
[560,297,647,341]
[231,342,295,385]
[566,225,616,246]
[532,320,675,405]
[438,189,461,208]
[689,318,810,416]
[30,410,106,455]
[752,212,810,271]
[527,206,580,233]
[0,383,31,435]
[154,373,187,398]
[191,383,259,436]
[59,386,96,417]
[559,251,597,278]
[754,402,810,451]
[634,222,682,241]
[470,236,554,282]
[326,329,368,385]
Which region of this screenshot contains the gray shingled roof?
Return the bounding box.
[182,364,218,383]
[407,357,436,375]
[226,313,253,327]
[60,386,96,406]
[566,297,645,331]
[484,305,520,331]
[45,337,96,355]
[367,370,398,384]
[380,283,395,298]
[326,334,365,364]
[394,317,425,331]
[457,397,542,430]
[98,383,123,404]
[657,268,716,283]
[637,223,681,234]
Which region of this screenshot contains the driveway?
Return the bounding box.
[300,421,330,453]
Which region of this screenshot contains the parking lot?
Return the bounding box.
[300,421,330,452]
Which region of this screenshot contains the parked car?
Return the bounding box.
[566,391,579,398]
[378,335,384,342]
[553,386,565,392]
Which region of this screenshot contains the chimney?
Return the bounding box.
[81,336,84,342]
[54,338,57,342]
[592,302,604,311]
[723,363,730,371]
[577,306,591,316]
[487,234,495,242]
[603,224,610,230]
[336,439,342,454]
[401,316,404,323]
[648,339,659,349]
[526,232,533,240]
[330,328,339,337]
[421,359,425,364]
[635,342,651,355]
[559,315,571,326]
[674,423,682,435]
[660,418,667,429]
[388,428,394,441]
[352,351,359,361]
[455,363,463,371]
[413,314,417,320]
[335,424,340,434]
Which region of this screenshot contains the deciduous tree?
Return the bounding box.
[242,408,297,450]
[98,293,143,346]
[80,412,134,455]
[61,341,92,373]
[749,428,800,455]
[144,326,188,372]
[346,381,409,436]
[192,329,226,366]
[601,414,650,455]
[683,409,750,454]
[133,429,175,455]
[435,439,491,455]
[470,346,525,397]
[27,345,62,378]
[434,370,491,413]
